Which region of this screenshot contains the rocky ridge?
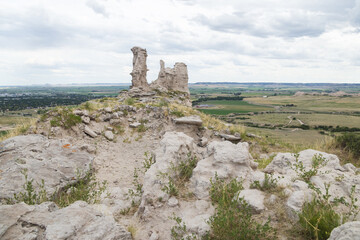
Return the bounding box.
[0,48,359,239]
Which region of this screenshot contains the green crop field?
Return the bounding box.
[197,100,273,115]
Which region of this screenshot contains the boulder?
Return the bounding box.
[84,126,98,138]
[174,115,202,126]
[237,189,266,214]
[328,221,360,240]
[0,135,93,201]
[0,201,132,240]
[81,116,91,124]
[104,131,114,141]
[190,141,255,199]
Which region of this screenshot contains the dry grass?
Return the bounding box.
[0,118,38,142]
[168,103,246,134]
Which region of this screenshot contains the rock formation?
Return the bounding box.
[151,60,190,94]
[130,46,149,89]
[129,47,189,94]
[0,135,93,201]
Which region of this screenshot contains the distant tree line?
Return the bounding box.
[192,95,244,105]
[0,94,105,112]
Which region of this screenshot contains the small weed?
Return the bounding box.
[125,98,135,105]
[250,173,278,192]
[162,176,179,197]
[9,169,48,205]
[137,124,147,132]
[160,153,197,197]
[209,173,243,207]
[291,153,328,183]
[171,110,185,117]
[127,225,137,238]
[143,151,155,171]
[54,169,108,208]
[170,215,198,240]
[255,155,275,169]
[123,138,131,143]
[127,168,143,206]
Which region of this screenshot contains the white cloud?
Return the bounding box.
[0,0,359,85]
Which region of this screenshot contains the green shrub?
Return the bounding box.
[209,173,243,207]
[205,174,276,240]
[53,170,108,208]
[9,168,107,208]
[137,124,147,132]
[10,169,48,205]
[50,108,82,129]
[335,133,360,158]
[160,153,198,197]
[125,98,135,105]
[298,198,340,240]
[291,153,328,183]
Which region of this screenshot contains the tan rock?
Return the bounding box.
[130,46,149,89]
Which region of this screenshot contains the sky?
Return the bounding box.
[1,0,360,85]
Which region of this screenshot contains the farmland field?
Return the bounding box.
[197,100,273,115]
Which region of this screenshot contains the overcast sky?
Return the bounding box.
[1,0,360,85]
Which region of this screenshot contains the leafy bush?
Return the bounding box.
[335,133,360,158]
[10,169,48,205]
[298,198,340,240]
[205,174,276,240]
[209,173,243,207]
[53,170,108,207]
[9,168,107,208]
[291,153,328,183]
[125,97,135,105]
[50,108,82,129]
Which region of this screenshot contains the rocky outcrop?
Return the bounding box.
[128,47,189,94]
[130,46,149,90]
[0,201,132,240]
[0,135,93,201]
[328,221,360,240]
[190,141,256,199]
[151,60,190,94]
[174,115,202,126]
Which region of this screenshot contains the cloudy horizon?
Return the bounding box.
[1,0,360,85]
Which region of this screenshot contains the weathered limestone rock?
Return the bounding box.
[328,221,360,240]
[0,135,93,201]
[0,201,132,240]
[84,125,98,138]
[151,60,189,94]
[81,115,90,124]
[174,115,202,126]
[237,189,266,214]
[219,133,241,142]
[130,122,141,128]
[130,46,149,89]
[104,131,114,141]
[190,141,255,199]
